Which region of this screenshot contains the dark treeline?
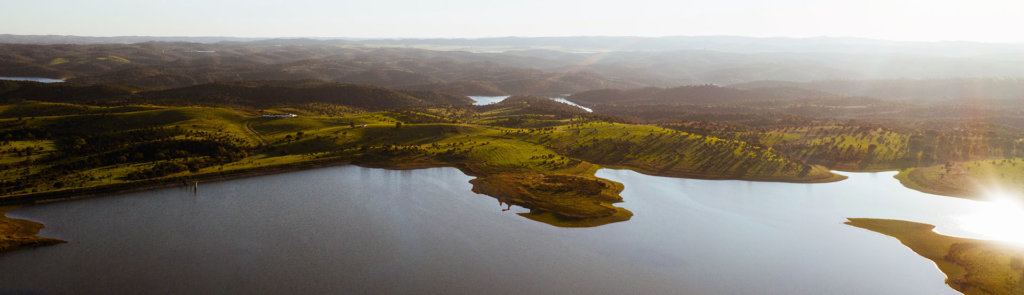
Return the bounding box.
[732,78,1024,104]
[569,85,829,105]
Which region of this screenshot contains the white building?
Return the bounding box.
[262,113,297,118]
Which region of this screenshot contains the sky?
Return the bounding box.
[2,0,1023,43]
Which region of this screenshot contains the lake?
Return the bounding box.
[0,76,65,83]
[469,96,593,112]
[2,166,1003,294]
[551,98,593,112]
[469,95,510,105]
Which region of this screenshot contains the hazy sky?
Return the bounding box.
[2,0,1022,42]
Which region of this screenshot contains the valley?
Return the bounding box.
[4,37,1024,294]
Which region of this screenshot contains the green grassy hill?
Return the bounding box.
[513,121,840,182]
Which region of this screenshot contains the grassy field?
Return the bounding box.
[846,218,1024,295]
[664,123,1024,173]
[709,125,911,171]
[515,121,842,182]
[47,58,69,66]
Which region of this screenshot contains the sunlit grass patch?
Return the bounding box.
[47,58,69,65]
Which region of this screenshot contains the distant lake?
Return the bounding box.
[468,95,510,105]
[470,95,593,112]
[0,76,65,83]
[552,97,593,112]
[2,166,1000,294]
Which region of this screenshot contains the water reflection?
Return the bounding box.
[468,96,509,105]
[957,198,1024,245]
[0,76,65,83]
[551,98,593,112]
[0,167,967,294]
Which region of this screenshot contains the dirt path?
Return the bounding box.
[243,119,267,145]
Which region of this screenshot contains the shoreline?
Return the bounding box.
[845,218,1024,294]
[0,154,900,255]
[893,167,981,200]
[1,159,849,207]
[0,151,848,216]
[0,206,66,254]
[598,163,848,184]
[0,157,359,206]
[891,160,1024,202]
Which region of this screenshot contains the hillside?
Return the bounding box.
[0,42,635,95]
[135,81,473,109]
[7,39,1024,98]
[895,159,1024,201]
[569,85,829,105]
[0,80,474,110]
[0,98,844,231]
[0,80,136,104]
[731,78,1024,104]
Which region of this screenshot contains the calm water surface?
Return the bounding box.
[551,98,593,112]
[0,76,65,83]
[469,95,509,105]
[1,166,985,294]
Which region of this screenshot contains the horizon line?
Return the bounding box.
[3,33,1023,45]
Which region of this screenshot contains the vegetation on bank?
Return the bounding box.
[3,83,1020,229]
[513,121,841,182]
[895,159,1024,201]
[846,218,1024,295]
[0,98,844,229]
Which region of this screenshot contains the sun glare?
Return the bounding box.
[958,193,1024,245]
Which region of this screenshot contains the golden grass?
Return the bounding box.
[47,58,69,66]
[896,159,1024,201]
[0,206,65,254]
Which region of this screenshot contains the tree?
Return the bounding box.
[395,122,402,129]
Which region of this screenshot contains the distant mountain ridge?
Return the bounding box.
[0,34,267,44]
[569,85,835,105]
[730,78,1024,103]
[5,34,1024,57]
[4,36,1024,97]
